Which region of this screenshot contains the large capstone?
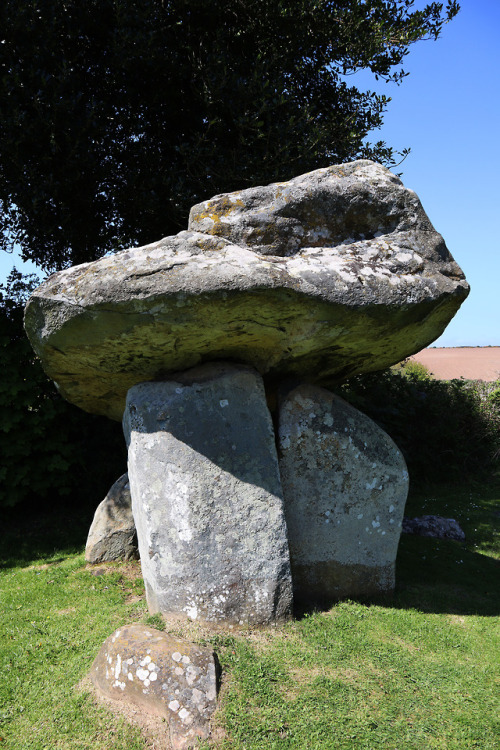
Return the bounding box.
[278,383,409,603]
[122,363,293,626]
[24,161,469,421]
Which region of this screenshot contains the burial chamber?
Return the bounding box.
[24,161,468,624]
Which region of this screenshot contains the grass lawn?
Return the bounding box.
[1,477,499,749]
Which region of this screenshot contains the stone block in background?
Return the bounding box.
[85,473,138,563]
[402,515,465,541]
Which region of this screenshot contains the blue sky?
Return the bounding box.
[1,1,498,347]
[352,0,500,346]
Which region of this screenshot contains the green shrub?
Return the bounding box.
[335,366,500,484]
[0,269,126,509]
[398,358,433,381]
[488,387,500,406]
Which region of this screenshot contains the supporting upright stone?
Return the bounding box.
[85,474,138,563]
[123,363,292,626]
[278,383,409,603]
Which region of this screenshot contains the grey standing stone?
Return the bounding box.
[90,624,218,750]
[123,362,292,626]
[85,473,138,563]
[278,383,409,602]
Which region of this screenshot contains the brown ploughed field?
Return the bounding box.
[408,346,500,381]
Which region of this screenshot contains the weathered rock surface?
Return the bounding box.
[278,383,409,602]
[402,515,465,541]
[189,160,458,261]
[123,362,293,625]
[90,624,218,750]
[85,474,138,563]
[24,161,469,421]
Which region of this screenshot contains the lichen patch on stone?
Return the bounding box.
[90,625,218,749]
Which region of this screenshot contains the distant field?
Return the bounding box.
[409,346,500,381]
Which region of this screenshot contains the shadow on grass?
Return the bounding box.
[294,476,500,619]
[392,533,500,617]
[404,475,500,557]
[0,497,95,569]
[390,475,500,616]
[292,537,500,621]
[3,480,499,620]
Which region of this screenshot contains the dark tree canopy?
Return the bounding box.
[0,269,126,508]
[0,0,459,271]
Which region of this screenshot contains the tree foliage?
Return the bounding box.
[0,0,459,271]
[0,269,126,508]
[0,1,460,509]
